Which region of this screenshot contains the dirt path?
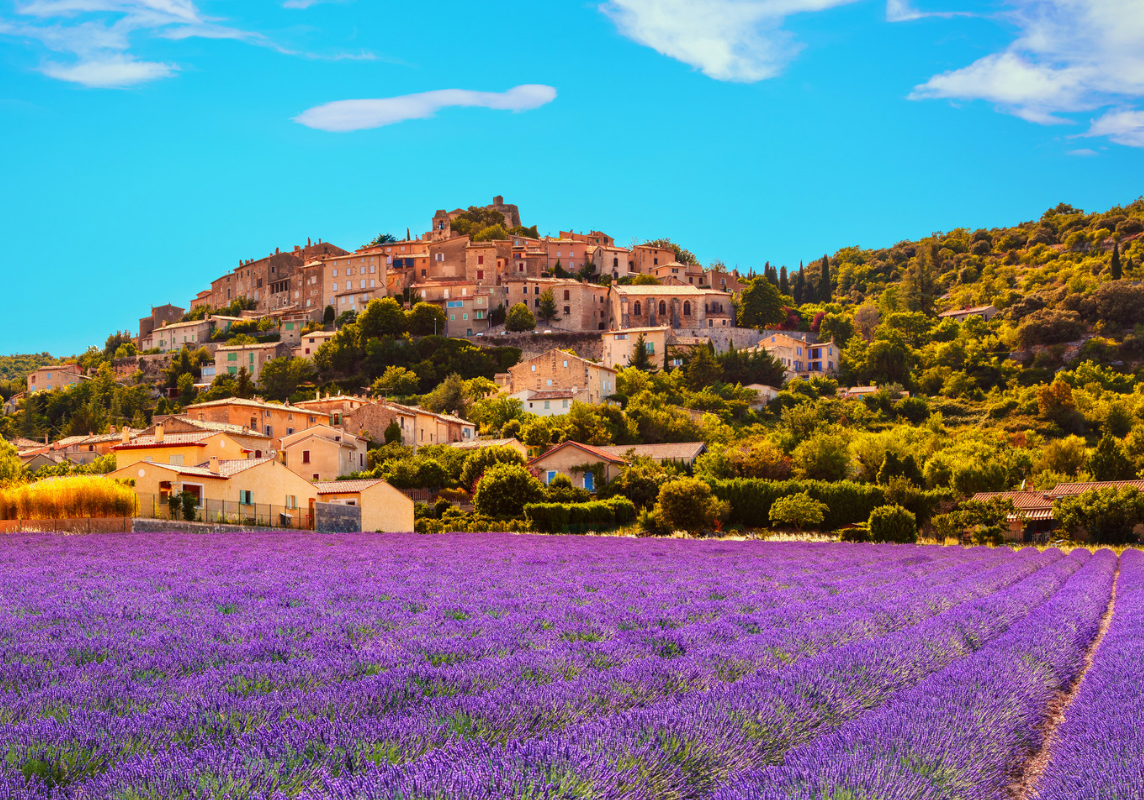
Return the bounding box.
[1008,563,1121,800]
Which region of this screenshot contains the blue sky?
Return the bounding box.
[2,0,1142,356]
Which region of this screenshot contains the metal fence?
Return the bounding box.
[135,493,314,530]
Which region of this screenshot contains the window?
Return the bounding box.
[564,306,571,316]
[547,379,552,386]
[169,455,184,466]
[531,365,536,372]
[476,270,484,280]
[544,400,550,410]
[302,450,310,464]
[658,301,667,316]
[239,490,253,506]
[683,301,691,316]
[546,471,557,485]
[563,360,568,367]
[563,290,570,300]
[478,255,484,265]
[228,353,237,362]
[633,301,641,316]
[285,495,297,510]
[333,269,337,277]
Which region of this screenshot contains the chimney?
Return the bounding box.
[155,425,165,444]
[208,456,220,475]
[121,428,130,444]
[110,425,117,435]
[275,247,280,255]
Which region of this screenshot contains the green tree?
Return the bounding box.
[792,433,851,481]
[371,366,420,397]
[737,277,785,329]
[384,419,403,445]
[628,333,656,372]
[654,477,726,534]
[684,346,722,391]
[868,504,917,543]
[459,446,526,490]
[407,302,447,336]
[902,242,938,315]
[1111,241,1123,279]
[779,265,790,296]
[1055,487,1144,544]
[472,463,544,518]
[176,372,197,407]
[365,232,398,247]
[0,440,22,482]
[358,297,407,339]
[537,290,560,324]
[818,313,855,349]
[421,373,468,417]
[235,366,255,399]
[818,255,832,302]
[323,305,336,325]
[256,357,315,402]
[505,303,537,332]
[769,492,827,530]
[1087,434,1137,482]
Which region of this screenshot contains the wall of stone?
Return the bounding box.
[131,518,296,535]
[475,330,603,361]
[674,328,765,352]
[315,502,362,533]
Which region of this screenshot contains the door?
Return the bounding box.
[583,471,594,492]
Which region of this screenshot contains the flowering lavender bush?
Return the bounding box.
[0,533,1126,799]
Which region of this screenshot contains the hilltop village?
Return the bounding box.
[4,197,1144,543]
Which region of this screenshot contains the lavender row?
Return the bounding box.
[1032,549,1144,800]
[717,548,1117,800]
[288,550,1081,799]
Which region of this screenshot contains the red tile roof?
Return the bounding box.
[314,479,386,494]
[529,441,626,465]
[1049,480,1144,497]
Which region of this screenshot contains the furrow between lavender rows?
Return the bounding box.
[1031,549,1144,800]
[286,550,1085,799]
[715,549,1118,800]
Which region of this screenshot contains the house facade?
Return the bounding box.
[601,326,670,370]
[504,349,616,405]
[280,424,367,481]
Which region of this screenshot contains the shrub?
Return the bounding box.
[524,497,636,533]
[867,504,917,544]
[654,478,727,534]
[768,492,827,530]
[181,491,198,522]
[473,463,544,518]
[505,303,536,332]
[710,479,886,530]
[458,446,526,490]
[1015,309,1085,349]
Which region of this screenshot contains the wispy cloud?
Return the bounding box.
[885,0,972,22]
[1067,147,1099,156]
[0,0,346,86]
[598,0,863,83]
[294,85,558,132]
[909,1,1144,146]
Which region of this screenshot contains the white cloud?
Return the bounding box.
[1086,108,1144,147]
[1067,147,1099,156]
[0,0,286,86]
[885,0,972,22]
[41,54,176,86]
[294,85,558,132]
[910,0,1144,145]
[598,0,862,82]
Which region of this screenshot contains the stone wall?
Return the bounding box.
[674,328,765,353]
[315,502,362,533]
[131,518,295,535]
[475,330,603,361]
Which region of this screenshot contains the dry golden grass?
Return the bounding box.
[0,477,136,520]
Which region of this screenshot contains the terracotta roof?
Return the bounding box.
[7,437,44,449]
[971,491,1055,510]
[530,441,626,466]
[938,305,996,317]
[449,438,524,450]
[527,390,575,401]
[315,479,386,494]
[214,342,283,352]
[1049,480,1144,497]
[606,326,671,335]
[294,395,364,407]
[164,418,271,438]
[185,398,327,416]
[597,442,708,462]
[612,285,725,296]
[113,432,215,450]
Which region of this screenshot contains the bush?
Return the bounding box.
[654,477,727,534]
[505,303,536,332]
[472,463,544,518]
[524,497,636,533]
[711,479,886,530]
[1015,309,1085,349]
[768,492,827,530]
[458,446,526,490]
[867,504,917,543]
[1055,487,1144,544]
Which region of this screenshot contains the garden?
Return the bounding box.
[0,531,1138,798]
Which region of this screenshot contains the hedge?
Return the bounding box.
[525,497,637,534]
[709,479,886,530]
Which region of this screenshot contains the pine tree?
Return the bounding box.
[1111,241,1123,279]
[628,333,656,372]
[819,255,831,302]
[537,290,560,324]
[779,266,789,296]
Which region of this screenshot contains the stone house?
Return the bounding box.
[501,277,610,331]
[214,342,292,383]
[528,441,626,491]
[295,330,336,359]
[111,426,263,469]
[609,285,734,330]
[628,244,676,274]
[937,304,1000,322]
[504,349,617,405]
[184,398,330,450]
[340,401,475,449]
[601,326,670,370]
[27,364,85,393]
[146,416,273,456]
[560,230,614,247]
[754,331,838,379]
[510,389,578,417]
[544,238,589,274]
[313,479,414,533]
[592,245,632,281]
[137,304,185,343]
[280,424,367,482]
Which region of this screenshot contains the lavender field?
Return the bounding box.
[0,533,1139,799]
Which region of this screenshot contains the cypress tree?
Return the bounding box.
[793,268,806,304]
[819,255,831,302]
[1111,241,1123,279]
[779,265,790,296]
